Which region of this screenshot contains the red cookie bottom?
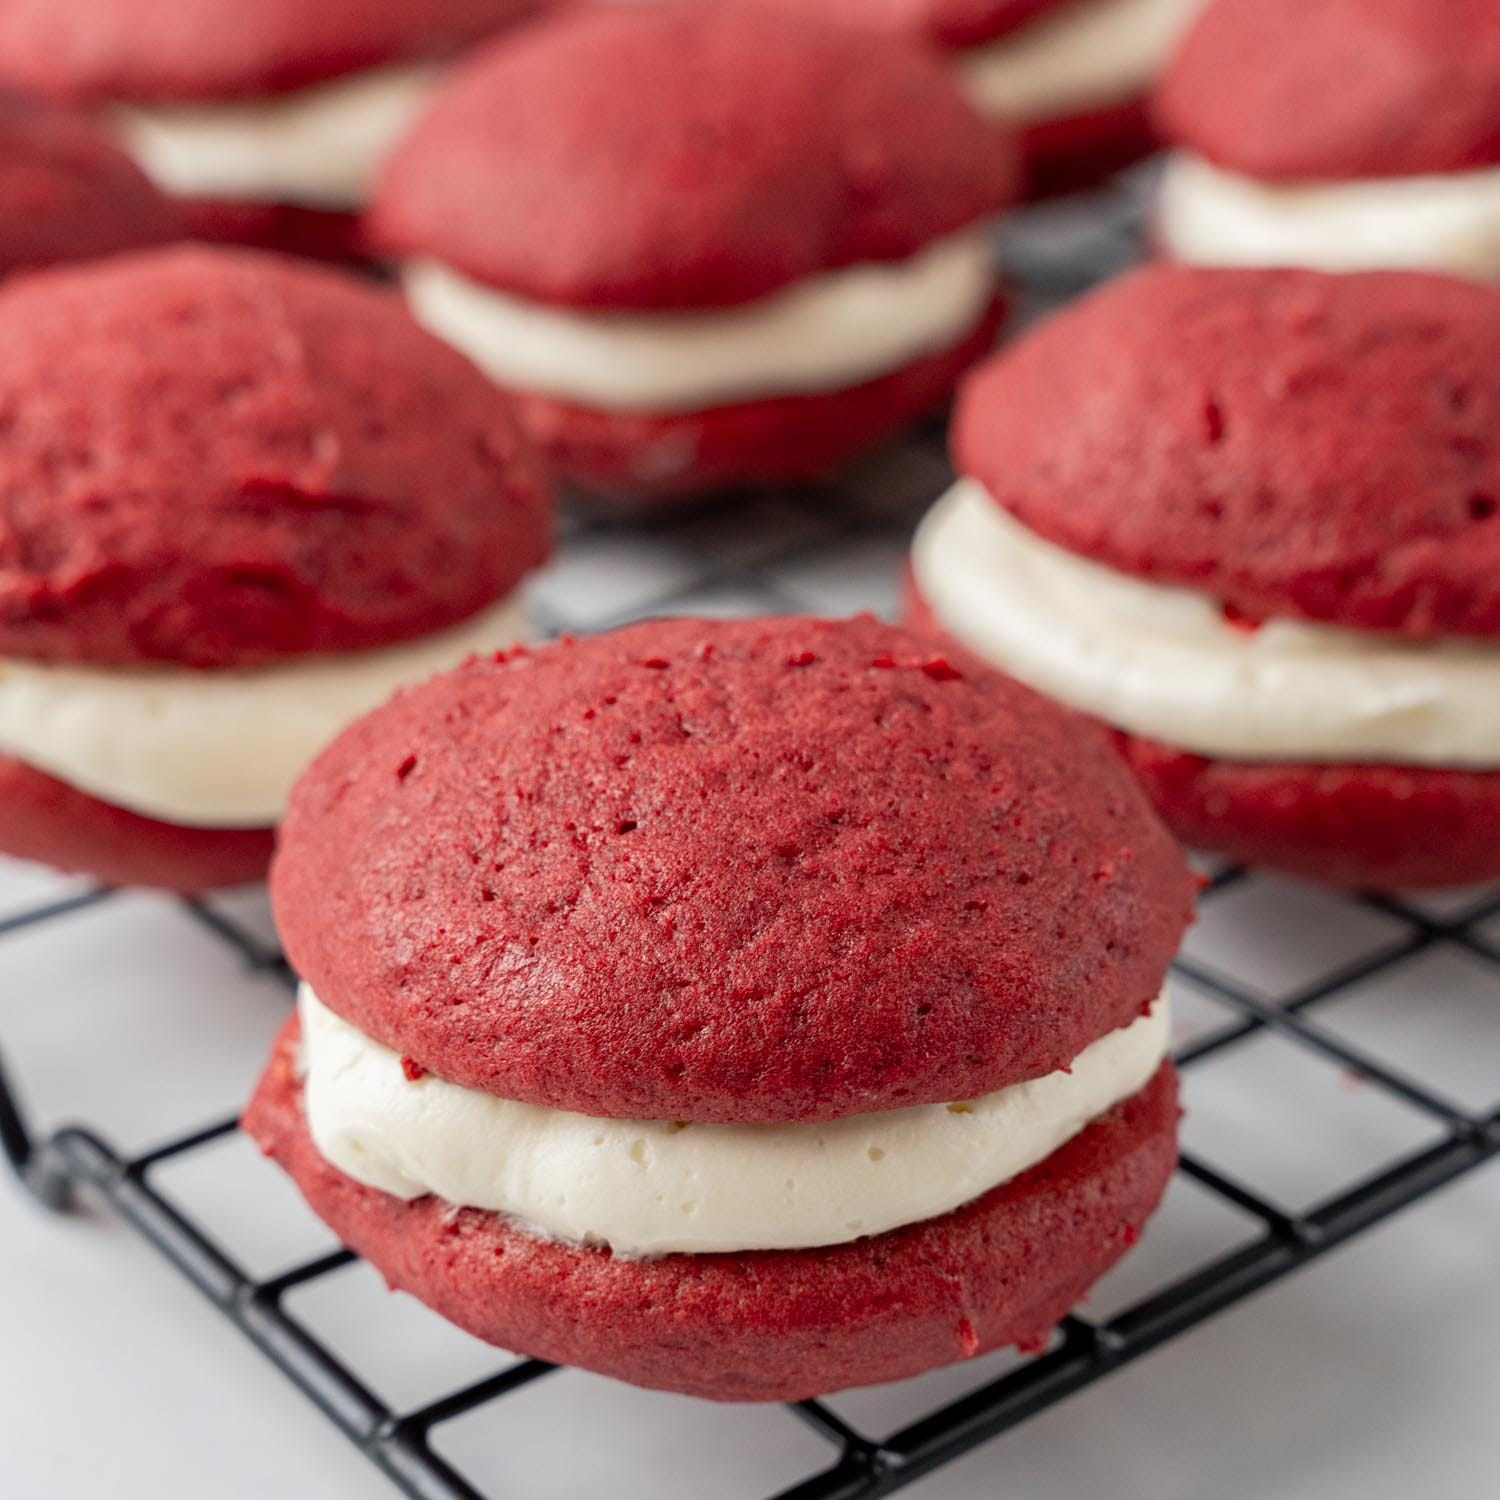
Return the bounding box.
[0,753,274,893]
[176,196,370,265]
[507,299,1006,510]
[1111,735,1500,891]
[1020,96,1157,200]
[245,1017,1178,1402]
[904,574,1500,890]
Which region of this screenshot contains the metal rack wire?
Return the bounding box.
[3,179,1499,1498]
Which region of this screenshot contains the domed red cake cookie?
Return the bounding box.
[1152,0,1500,276]
[0,0,543,261]
[248,614,1190,1399]
[726,0,1204,196]
[371,3,1018,505]
[0,91,180,279]
[0,246,546,669]
[0,755,276,893]
[275,617,1193,1123]
[957,266,1500,638]
[0,244,548,891]
[911,264,1500,888]
[1156,0,1500,182]
[0,0,545,102]
[246,1020,1179,1401]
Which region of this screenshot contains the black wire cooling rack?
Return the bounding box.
[3,872,1499,1500]
[3,178,1499,1499]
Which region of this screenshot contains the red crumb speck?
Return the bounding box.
[558,633,576,646]
[582,707,597,720]
[695,642,717,661]
[955,1317,980,1358]
[642,656,670,669]
[870,653,897,669]
[921,656,963,682]
[1221,602,1264,634]
[400,1057,428,1082]
[396,754,418,781]
[616,819,639,834]
[1122,1224,1140,1247]
[786,651,818,667]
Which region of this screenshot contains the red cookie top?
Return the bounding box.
[724,0,1071,49]
[1155,0,1500,180]
[955,265,1500,639]
[0,92,180,278]
[0,246,550,670]
[0,0,543,105]
[273,615,1194,1125]
[371,4,1019,311]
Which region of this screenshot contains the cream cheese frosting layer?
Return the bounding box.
[1158,153,1500,280]
[112,62,442,208]
[299,983,1170,1257]
[0,594,526,829]
[401,225,997,412]
[912,482,1500,769]
[958,0,1205,122]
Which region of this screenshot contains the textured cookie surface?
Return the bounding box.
[0,246,549,669]
[956,265,1500,638]
[372,4,1019,310]
[1155,0,1500,179]
[0,754,274,892]
[245,1019,1178,1400]
[0,91,180,278]
[274,615,1195,1124]
[0,0,544,103]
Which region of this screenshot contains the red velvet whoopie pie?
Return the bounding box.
[0,0,547,262]
[0,244,548,892]
[245,615,1193,1400]
[1153,0,1500,277]
[910,263,1500,888]
[370,3,1019,507]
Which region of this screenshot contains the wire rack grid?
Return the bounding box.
[3,182,1500,1500]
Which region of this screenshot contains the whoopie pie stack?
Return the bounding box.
[0,0,545,261]
[0,245,548,892]
[911,263,1500,889]
[1155,0,1500,278]
[246,615,1194,1400]
[370,3,1019,507]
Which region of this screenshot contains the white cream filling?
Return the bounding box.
[0,594,526,828]
[110,62,442,209]
[912,482,1500,768]
[958,0,1206,122]
[299,983,1169,1257]
[1158,153,1500,280]
[401,225,997,412]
